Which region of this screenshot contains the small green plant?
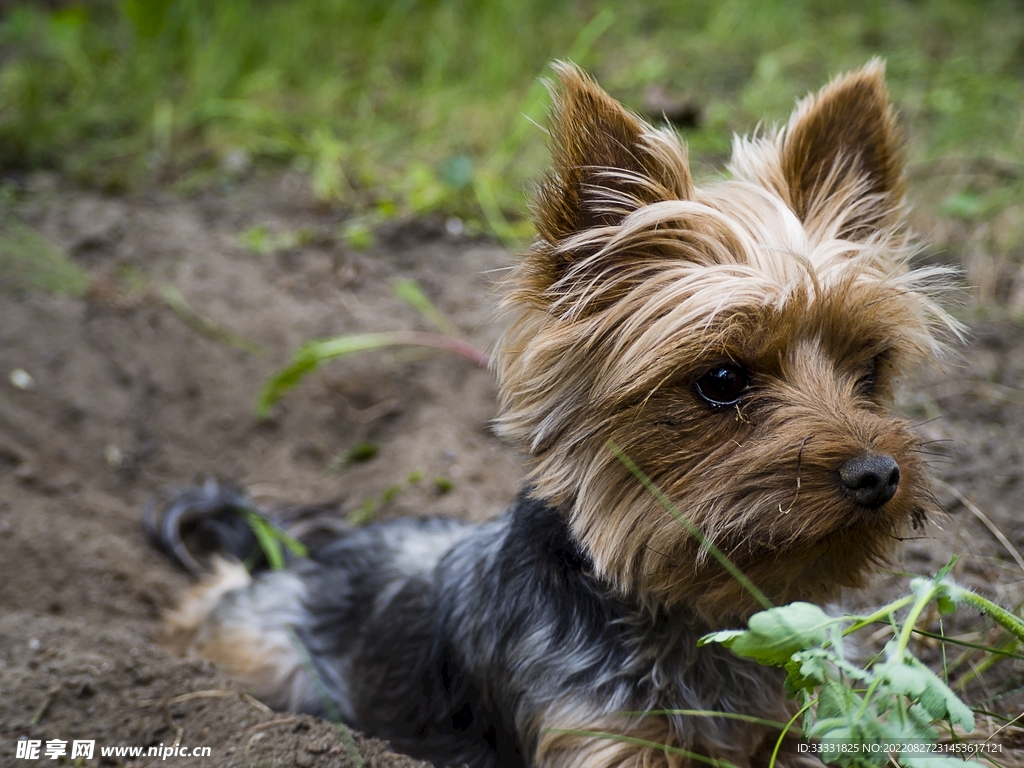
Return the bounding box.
[700,559,1023,767]
[331,440,380,470]
[433,476,455,494]
[612,443,1023,767]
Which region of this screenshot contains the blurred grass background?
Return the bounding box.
[1,0,1022,303]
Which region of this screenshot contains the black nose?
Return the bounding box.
[838,453,900,509]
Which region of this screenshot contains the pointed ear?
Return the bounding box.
[780,59,905,240]
[533,62,694,247]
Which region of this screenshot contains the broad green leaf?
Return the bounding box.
[879,661,934,699]
[906,702,937,733]
[877,659,974,731]
[699,629,745,646]
[816,679,857,721]
[705,603,831,665]
[915,675,974,731]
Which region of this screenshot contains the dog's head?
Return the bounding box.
[494,61,960,622]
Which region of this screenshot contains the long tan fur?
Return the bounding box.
[494,62,960,622]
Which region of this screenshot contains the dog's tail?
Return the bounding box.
[144,479,348,574]
[147,481,327,711]
[144,480,266,574]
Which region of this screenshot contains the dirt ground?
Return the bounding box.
[0,173,1022,767]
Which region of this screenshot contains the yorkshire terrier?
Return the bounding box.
[148,61,957,767]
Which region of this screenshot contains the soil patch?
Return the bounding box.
[0,175,1022,766]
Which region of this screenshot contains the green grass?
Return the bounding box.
[1,0,1023,255]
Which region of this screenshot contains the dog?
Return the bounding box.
[148,60,958,767]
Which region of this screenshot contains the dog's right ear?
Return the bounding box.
[533,63,694,249]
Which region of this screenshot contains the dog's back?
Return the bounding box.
[152,484,801,768]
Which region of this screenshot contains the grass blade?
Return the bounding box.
[285,627,365,768]
[609,440,771,610]
[392,278,461,337]
[257,331,489,416]
[161,285,263,354]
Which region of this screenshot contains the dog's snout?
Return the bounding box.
[838,453,900,508]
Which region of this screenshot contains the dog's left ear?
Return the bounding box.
[778,59,905,240]
[534,62,694,248]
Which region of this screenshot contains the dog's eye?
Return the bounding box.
[855,354,885,396]
[856,361,877,395]
[694,364,749,407]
